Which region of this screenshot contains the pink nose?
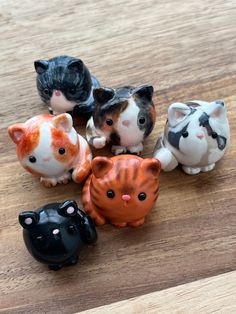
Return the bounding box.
[122,120,130,127]
[54,90,61,97]
[196,133,204,139]
[122,194,131,201]
[43,156,51,162]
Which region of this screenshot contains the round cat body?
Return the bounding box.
[18,200,97,270]
[34,55,100,116]
[8,113,92,187]
[82,155,161,227]
[153,100,230,175]
[86,85,156,155]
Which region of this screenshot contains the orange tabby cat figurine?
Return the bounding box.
[82,155,161,227]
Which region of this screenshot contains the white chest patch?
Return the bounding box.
[116,98,144,146]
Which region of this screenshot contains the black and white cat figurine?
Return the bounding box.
[34,55,100,116]
[86,85,156,155]
[153,100,230,174]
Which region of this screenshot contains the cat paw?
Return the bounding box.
[128,217,145,227]
[93,137,106,149]
[110,221,127,228]
[111,145,127,155]
[40,177,57,187]
[127,143,143,155]
[57,172,72,184]
[201,163,215,172]
[182,166,201,175]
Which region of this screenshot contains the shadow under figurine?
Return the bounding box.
[86,85,156,155]
[8,113,92,187]
[153,100,230,174]
[34,55,100,116]
[82,155,161,227]
[19,200,97,270]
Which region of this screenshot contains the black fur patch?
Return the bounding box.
[168,123,189,150]
[109,132,120,145]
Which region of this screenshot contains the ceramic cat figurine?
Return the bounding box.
[8,113,92,187]
[86,85,156,155]
[19,200,97,270]
[34,55,100,116]
[82,155,161,227]
[153,100,230,174]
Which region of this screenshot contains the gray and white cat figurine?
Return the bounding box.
[153,100,230,175]
[86,85,156,155]
[34,55,100,116]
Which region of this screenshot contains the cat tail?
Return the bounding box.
[153,134,178,171]
[86,117,106,149]
[72,135,92,184]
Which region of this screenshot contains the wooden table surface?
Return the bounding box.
[0,0,236,313]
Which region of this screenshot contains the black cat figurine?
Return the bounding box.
[34,55,100,116]
[19,200,97,270]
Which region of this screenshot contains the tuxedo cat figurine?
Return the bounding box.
[34,55,100,116]
[82,155,161,227]
[86,85,156,155]
[19,200,97,270]
[8,113,92,187]
[153,100,230,174]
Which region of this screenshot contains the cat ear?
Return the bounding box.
[133,85,154,102]
[207,100,226,120]
[91,157,113,178]
[8,124,25,144]
[67,59,84,72]
[53,113,73,132]
[58,200,78,217]
[19,211,39,229]
[34,60,49,74]
[141,158,161,178]
[168,103,191,127]
[93,87,115,106]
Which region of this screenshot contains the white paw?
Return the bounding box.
[57,172,72,184]
[112,145,127,155]
[40,177,57,187]
[93,137,106,149]
[154,147,178,171]
[182,166,201,175]
[201,163,215,172]
[127,143,143,155]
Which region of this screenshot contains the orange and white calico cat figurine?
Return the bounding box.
[8,113,92,187]
[82,155,161,227]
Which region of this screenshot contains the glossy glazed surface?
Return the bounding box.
[82,155,160,227]
[153,100,230,174]
[8,113,92,187]
[18,200,97,270]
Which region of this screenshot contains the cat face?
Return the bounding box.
[19,201,83,264]
[89,155,160,223]
[92,85,156,146]
[34,56,92,114]
[165,100,230,165]
[8,114,79,177]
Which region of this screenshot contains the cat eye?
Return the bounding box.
[106,119,113,126]
[139,117,146,124]
[43,88,49,95]
[182,131,189,138]
[58,147,66,155]
[69,87,76,94]
[212,132,218,139]
[68,225,76,234]
[29,156,37,163]
[138,192,146,201]
[107,190,115,198]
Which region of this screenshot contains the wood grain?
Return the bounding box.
[79,271,236,314]
[0,0,236,313]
